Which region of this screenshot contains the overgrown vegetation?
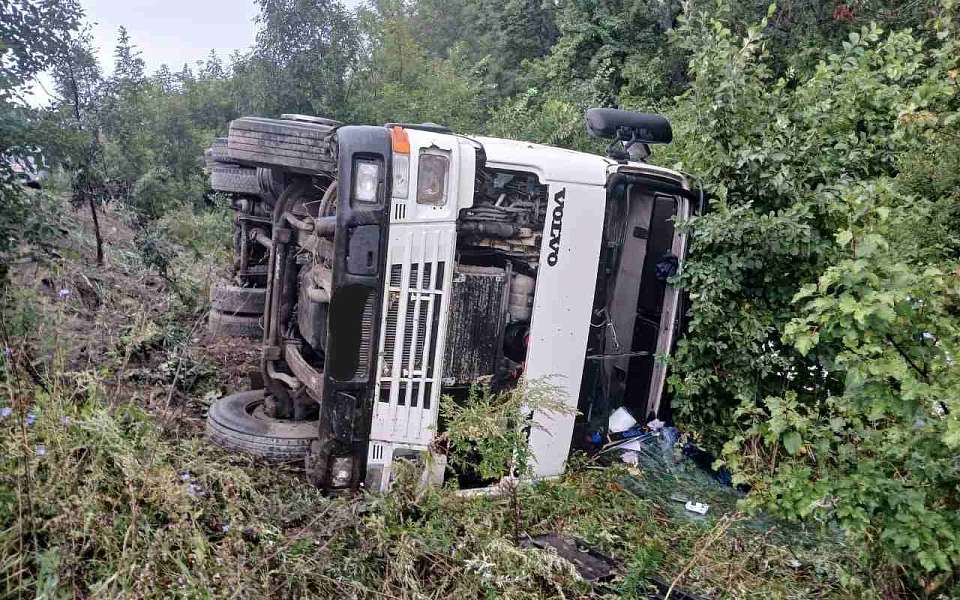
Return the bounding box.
[2,0,960,595]
[662,7,960,593]
[0,194,870,598]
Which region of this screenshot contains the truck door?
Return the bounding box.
[578,170,691,434]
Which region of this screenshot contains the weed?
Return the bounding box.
[0,191,896,599]
[0,353,882,598]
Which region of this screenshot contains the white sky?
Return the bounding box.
[81,0,261,76]
[27,0,362,106]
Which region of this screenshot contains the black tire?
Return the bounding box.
[210,165,261,195]
[227,117,337,175]
[206,390,317,460]
[280,113,343,127]
[210,285,266,314]
[257,167,285,205]
[210,137,230,162]
[205,138,236,169]
[208,309,263,338]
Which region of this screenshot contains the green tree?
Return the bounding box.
[100,26,152,199]
[441,381,573,544]
[0,0,83,98]
[46,27,107,263]
[404,0,558,97]
[0,0,83,278]
[345,0,493,130]
[662,2,960,591]
[234,0,361,118]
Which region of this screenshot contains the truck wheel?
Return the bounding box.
[257,167,285,205]
[280,113,342,127]
[210,165,261,195]
[210,285,266,314]
[205,138,234,169]
[208,309,263,338]
[227,117,337,175]
[206,390,316,460]
[203,148,217,169]
[209,137,230,162]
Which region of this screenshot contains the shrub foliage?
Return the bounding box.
[3,0,960,592]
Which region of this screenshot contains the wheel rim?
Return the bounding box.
[206,390,317,460]
[247,397,301,424]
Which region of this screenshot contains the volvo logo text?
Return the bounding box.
[546,188,566,266]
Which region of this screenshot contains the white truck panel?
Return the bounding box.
[524,181,606,478]
[368,131,475,490]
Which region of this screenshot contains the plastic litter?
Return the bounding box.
[616,439,646,452]
[611,426,646,440]
[601,431,656,453]
[684,501,709,515]
[659,426,680,457]
[620,450,639,466]
[608,407,637,433]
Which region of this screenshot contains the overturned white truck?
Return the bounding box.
[205,110,702,492]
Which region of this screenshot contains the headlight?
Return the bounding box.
[416,152,449,206]
[353,159,381,205]
[392,153,409,199]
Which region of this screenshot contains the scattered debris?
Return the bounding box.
[521,533,618,582]
[685,501,710,515]
[608,406,638,433]
[605,433,657,453]
[648,576,709,600]
[681,442,735,488]
[522,533,712,599]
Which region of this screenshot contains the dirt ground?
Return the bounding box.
[3,195,258,433]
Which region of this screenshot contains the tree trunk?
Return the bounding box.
[88,194,104,265]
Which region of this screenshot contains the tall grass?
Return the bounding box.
[0,336,876,598]
[0,194,880,599]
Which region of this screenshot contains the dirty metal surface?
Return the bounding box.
[443,265,508,384]
[521,533,708,599]
[521,534,618,582]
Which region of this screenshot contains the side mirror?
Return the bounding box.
[585,108,672,162]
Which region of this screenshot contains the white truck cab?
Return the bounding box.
[206,110,701,492]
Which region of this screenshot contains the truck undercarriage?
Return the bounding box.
[203,110,698,493]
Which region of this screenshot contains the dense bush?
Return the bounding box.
[661,3,960,590]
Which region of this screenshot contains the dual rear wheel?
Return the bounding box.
[207,285,265,339]
[206,114,341,462]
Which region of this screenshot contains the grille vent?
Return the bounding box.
[377,260,445,427]
[354,295,376,378]
[372,226,456,447]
